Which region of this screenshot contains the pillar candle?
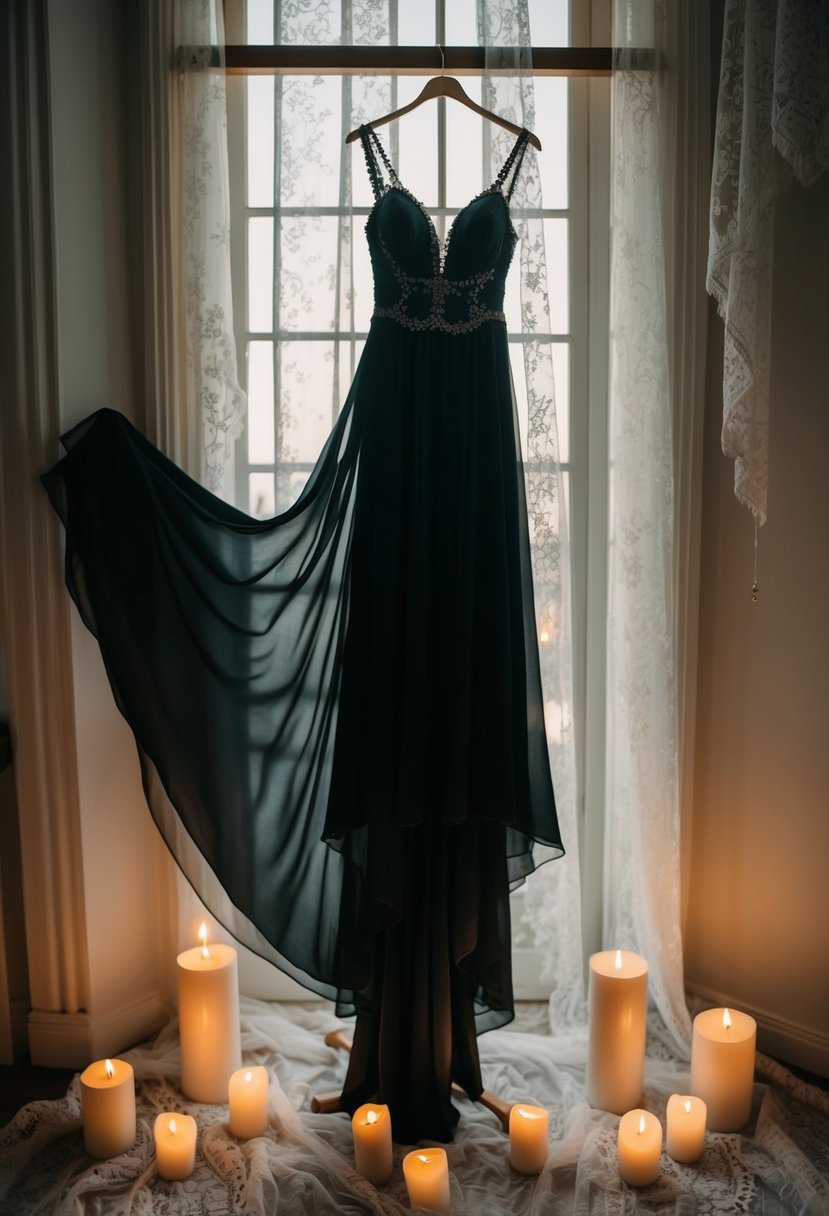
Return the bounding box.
[508,1103,549,1174]
[402,1147,451,1213]
[586,949,648,1114]
[617,1109,661,1186]
[666,1093,706,1162]
[79,1057,136,1159]
[154,1113,197,1180]
[177,922,242,1103]
[690,1006,756,1131]
[352,1102,393,1187]
[228,1065,269,1139]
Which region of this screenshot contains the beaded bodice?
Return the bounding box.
[359,125,530,334]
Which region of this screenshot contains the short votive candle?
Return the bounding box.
[228,1065,269,1139]
[154,1112,197,1180]
[509,1103,549,1174]
[666,1093,706,1162]
[352,1103,393,1186]
[617,1109,662,1187]
[79,1057,136,1159]
[402,1147,451,1213]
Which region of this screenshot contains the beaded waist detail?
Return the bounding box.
[371,306,506,334]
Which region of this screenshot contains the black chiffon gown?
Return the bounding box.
[42,126,564,1144]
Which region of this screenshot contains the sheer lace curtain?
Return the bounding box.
[708,0,829,528]
[477,9,584,1030]
[139,0,245,494]
[604,0,699,1057]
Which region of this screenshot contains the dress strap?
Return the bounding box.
[358,125,399,201]
[494,129,530,203]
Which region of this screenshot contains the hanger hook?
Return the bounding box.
[436,42,445,76]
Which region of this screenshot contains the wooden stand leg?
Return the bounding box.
[312,1030,514,1133]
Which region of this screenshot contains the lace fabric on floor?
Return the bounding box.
[1,1001,828,1215]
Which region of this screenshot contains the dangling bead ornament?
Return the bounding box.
[751,519,759,602]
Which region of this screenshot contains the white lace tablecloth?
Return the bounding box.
[1,999,828,1214]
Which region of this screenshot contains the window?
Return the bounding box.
[224,0,610,997]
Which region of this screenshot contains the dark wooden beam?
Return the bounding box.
[216,45,615,76]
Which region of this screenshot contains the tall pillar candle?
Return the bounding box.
[80,1057,136,1158]
[586,949,648,1114]
[690,1007,756,1131]
[177,923,241,1103]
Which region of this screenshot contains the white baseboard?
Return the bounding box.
[28,987,167,1069]
[686,983,829,1080]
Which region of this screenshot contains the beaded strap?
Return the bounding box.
[359,125,400,201]
[494,129,530,202]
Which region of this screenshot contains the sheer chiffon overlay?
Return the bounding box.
[42,127,563,1144]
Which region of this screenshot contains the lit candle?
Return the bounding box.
[177,921,242,1102]
[154,1113,197,1180]
[79,1057,136,1159]
[666,1093,706,1162]
[690,1006,756,1131]
[508,1103,549,1174]
[228,1065,269,1139]
[617,1109,662,1186]
[586,949,648,1114]
[402,1147,451,1213]
[352,1102,393,1186]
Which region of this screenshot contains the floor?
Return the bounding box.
[0,1058,75,1127]
[2,1045,827,1131]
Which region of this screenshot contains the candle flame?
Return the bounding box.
[638,1114,646,1135]
[168,1117,177,1136]
[615,949,623,970]
[104,1059,114,1079]
[518,1107,543,1120]
[366,1109,378,1125]
[723,1007,732,1031]
[198,921,209,959]
[539,629,549,644]
[417,1154,430,1164]
[683,1099,692,1114]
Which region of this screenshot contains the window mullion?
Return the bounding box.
[272,0,283,512]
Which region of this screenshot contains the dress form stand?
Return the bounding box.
[311,1029,513,1133]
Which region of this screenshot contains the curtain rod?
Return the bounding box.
[182,46,625,76]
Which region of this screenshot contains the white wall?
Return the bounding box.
[685,171,829,1076]
[34,0,174,1061]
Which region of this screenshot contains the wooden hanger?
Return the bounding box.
[345,46,541,150]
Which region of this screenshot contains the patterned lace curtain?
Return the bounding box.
[709,0,829,528]
[178,0,246,492]
[604,0,693,1056]
[478,9,584,1031]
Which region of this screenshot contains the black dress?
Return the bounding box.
[43,126,563,1144]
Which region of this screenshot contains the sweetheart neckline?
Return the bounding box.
[366,184,518,275]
